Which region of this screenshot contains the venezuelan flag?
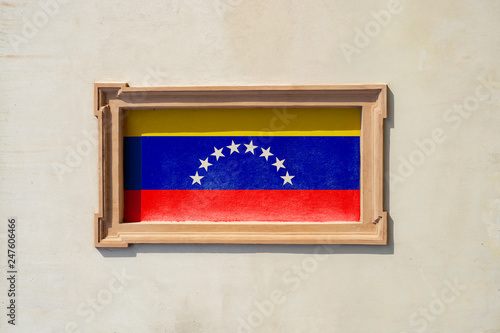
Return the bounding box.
[123,107,361,222]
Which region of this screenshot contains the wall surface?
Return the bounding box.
[1,0,500,332]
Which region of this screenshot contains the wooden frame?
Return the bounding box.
[94,84,387,247]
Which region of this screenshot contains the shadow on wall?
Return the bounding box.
[98,87,396,258]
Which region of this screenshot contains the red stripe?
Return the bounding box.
[124,190,142,222]
[124,190,359,222]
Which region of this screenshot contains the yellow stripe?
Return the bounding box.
[140,130,360,136]
[124,107,360,137]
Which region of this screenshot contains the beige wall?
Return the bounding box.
[1,0,499,332]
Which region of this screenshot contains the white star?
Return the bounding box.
[211,147,225,161]
[190,171,204,185]
[244,140,258,154]
[259,147,274,161]
[226,140,240,154]
[281,171,294,185]
[198,157,212,171]
[272,157,286,171]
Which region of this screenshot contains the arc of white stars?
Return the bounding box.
[244,141,258,154]
[211,147,225,161]
[198,157,212,171]
[190,171,204,185]
[259,147,274,161]
[190,140,295,187]
[272,157,285,171]
[281,171,294,185]
[226,141,240,154]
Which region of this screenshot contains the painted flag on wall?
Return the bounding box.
[123,107,361,222]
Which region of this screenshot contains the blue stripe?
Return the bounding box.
[123,137,142,191]
[127,136,360,190]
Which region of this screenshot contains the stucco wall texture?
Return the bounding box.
[1,0,499,332]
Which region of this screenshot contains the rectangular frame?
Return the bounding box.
[94,84,387,247]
